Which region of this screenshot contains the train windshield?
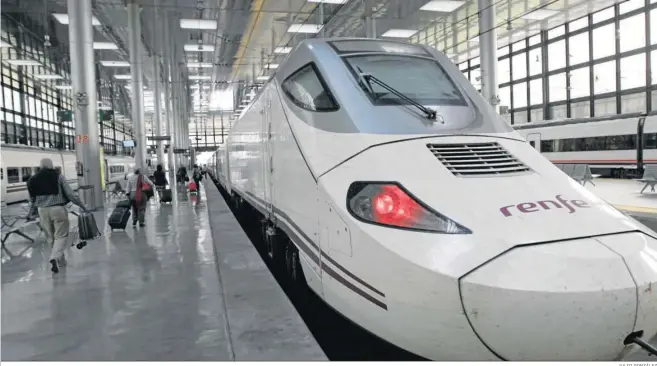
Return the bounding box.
[344,54,467,107]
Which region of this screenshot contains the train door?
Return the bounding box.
[526,133,541,152]
[263,88,274,216]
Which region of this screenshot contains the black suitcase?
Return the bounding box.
[108,207,131,230]
[160,188,173,203]
[78,212,101,240]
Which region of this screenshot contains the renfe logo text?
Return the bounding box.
[500,195,590,217]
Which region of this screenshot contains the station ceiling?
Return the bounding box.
[1,0,626,140]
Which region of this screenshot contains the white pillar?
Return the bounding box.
[478,0,499,111]
[128,1,147,172]
[67,0,104,209]
[152,0,164,167]
[162,10,175,174]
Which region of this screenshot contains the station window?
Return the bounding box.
[282,63,339,112]
[7,167,19,184]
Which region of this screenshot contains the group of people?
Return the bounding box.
[26,158,207,273]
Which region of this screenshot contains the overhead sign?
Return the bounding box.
[147,135,171,141]
[173,148,187,154]
[99,110,114,121]
[57,110,73,122]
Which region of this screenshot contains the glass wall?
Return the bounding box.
[0,13,132,154]
[412,0,657,125]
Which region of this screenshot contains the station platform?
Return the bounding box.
[1,181,326,361]
[585,178,657,217]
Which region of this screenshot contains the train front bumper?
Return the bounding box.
[459,232,657,361]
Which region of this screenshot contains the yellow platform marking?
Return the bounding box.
[613,204,657,214]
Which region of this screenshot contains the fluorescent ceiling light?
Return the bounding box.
[114,74,132,80]
[191,85,211,89]
[0,40,11,47]
[187,62,213,68]
[100,60,130,67]
[381,29,418,38]
[53,13,101,26]
[55,85,72,90]
[5,59,40,66]
[189,75,211,80]
[420,1,466,12]
[265,64,279,69]
[184,44,215,52]
[34,74,63,80]
[519,9,560,21]
[287,24,322,34]
[274,47,292,54]
[180,19,217,30]
[256,76,270,81]
[94,42,118,50]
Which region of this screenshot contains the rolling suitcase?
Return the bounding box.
[78,212,101,241]
[188,181,198,192]
[108,206,131,230]
[160,188,173,203]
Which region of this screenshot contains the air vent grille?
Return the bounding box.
[427,142,531,177]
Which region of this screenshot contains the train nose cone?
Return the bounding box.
[460,237,640,361]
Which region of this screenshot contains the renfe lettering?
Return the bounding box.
[500,195,590,217]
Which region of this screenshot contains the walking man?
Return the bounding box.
[27,158,88,273]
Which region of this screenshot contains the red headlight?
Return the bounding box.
[346,182,471,234]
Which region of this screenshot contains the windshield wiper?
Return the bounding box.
[356,67,437,120]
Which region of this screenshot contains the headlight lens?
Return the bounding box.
[347,182,471,234]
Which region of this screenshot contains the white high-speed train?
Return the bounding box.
[515,113,657,177]
[210,38,657,361]
[1,144,135,204]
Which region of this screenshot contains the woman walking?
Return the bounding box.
[126,168,154,227]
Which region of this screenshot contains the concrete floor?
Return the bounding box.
[1,183,325,361]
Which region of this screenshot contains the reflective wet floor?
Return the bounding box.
[1,187,231,361]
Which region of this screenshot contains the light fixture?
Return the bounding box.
[256,76,270,81]
[5,59,41,66]
[114,74,132,80]
[191,85,211,89]
[519,8,560,21]
[381,29,418,38]
[52,13,101,26]
[0,40,11,47]
[307,0,349,3]
[100,60,130,67]
[55,85,72,90]
[287,24,322,34]
[274,46,292,54]
[189,75,211,80]
[420,1,466,12]
[93,42,118,50]
[180,19,217,30]
[184,44,215,52]
[187,62,213,68]
[34,74,63,80]
[265,64,279,69]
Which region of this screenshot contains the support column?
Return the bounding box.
[67,0,104,209]
[152,0,164,167]
[478,0,499,111]
[128,1,147,172]
[161,10,174,173]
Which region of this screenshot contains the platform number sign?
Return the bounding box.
[76,135,89,144]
